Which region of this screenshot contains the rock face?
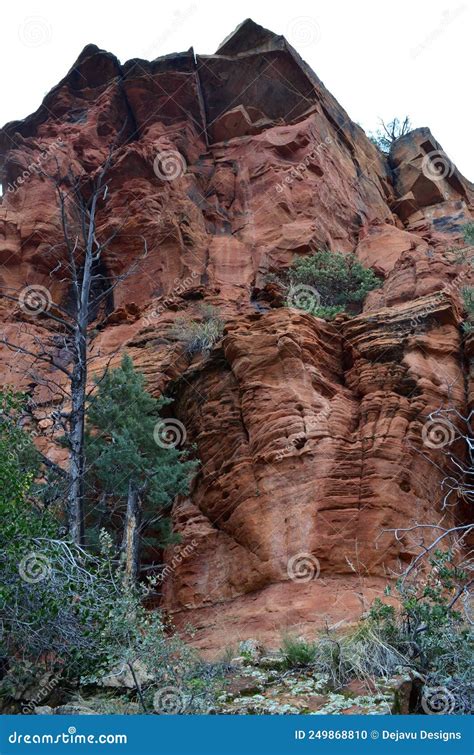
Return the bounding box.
[1,19,473,655]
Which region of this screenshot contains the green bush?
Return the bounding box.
[279,626,405,688]
[1,522,219,713]
[447,223,474,266]
[283,250,380,319]
[0,395,117,699]
[277,551,472,714]
[369,551,473,713]
[463,222,474,247]
[280,635,318,668]
[461,287,474,333]
[310,625,406,690]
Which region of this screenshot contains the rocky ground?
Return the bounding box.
[216,660,411,715]
[7,639,414,716]
[29,662,412,716]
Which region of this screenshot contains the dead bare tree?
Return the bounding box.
[380,116,412,143]
[370,116,412,153]
[0,139,148,545]
[390,405,473,617]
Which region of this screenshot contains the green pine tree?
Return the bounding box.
[85,355,197,581]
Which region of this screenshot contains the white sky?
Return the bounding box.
[2,0,473,180]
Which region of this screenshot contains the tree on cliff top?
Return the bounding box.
[369,116,412,153]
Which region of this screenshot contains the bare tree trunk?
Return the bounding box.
[121,481,141,585]
[127,661,147,713]
[67,343,86,545]
[66,184,97,544]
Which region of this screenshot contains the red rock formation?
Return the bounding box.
[1,19,473,655]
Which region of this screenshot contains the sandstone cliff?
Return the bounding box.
[1,19,472,655]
